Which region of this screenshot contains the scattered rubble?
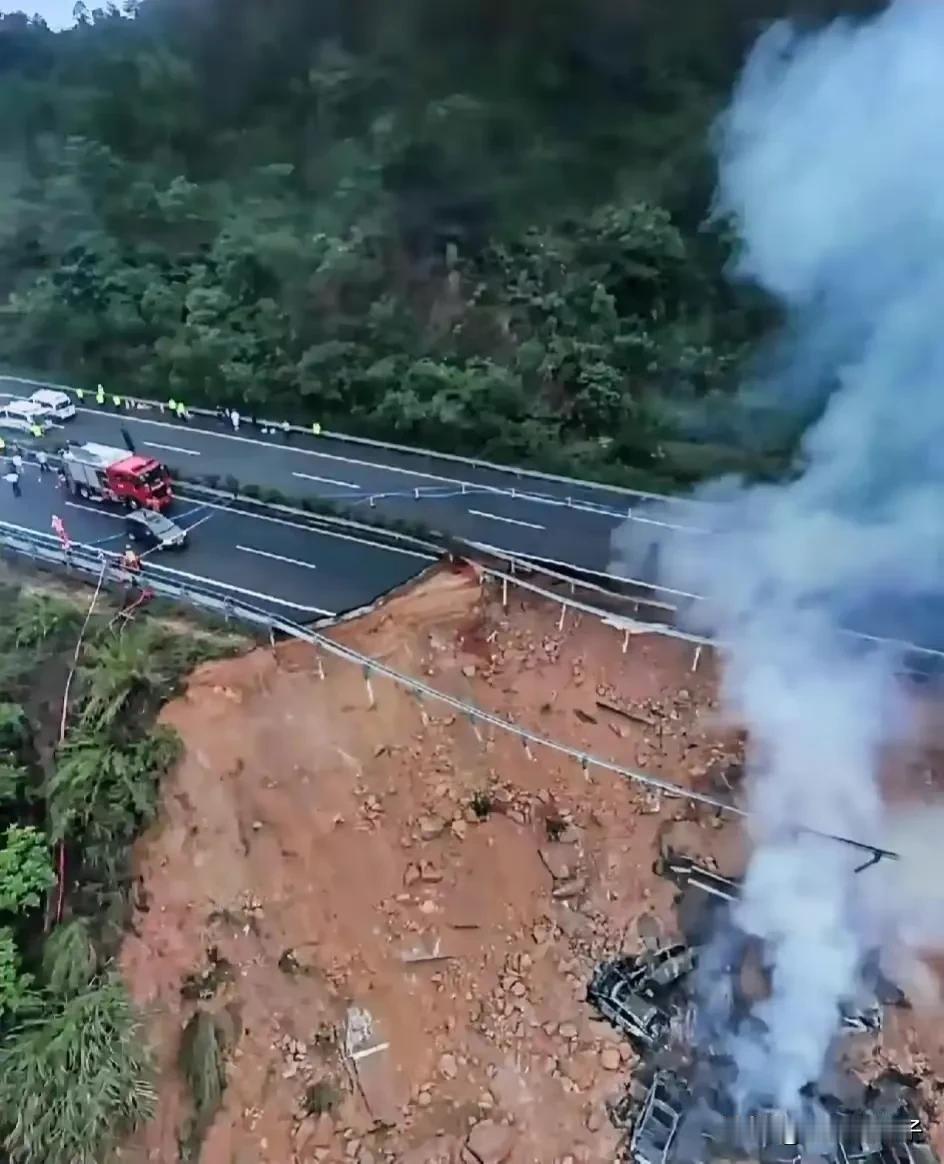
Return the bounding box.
[115,567,944,1162]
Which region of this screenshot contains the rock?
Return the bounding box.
[538,844,575,882]
[417,1089,433,1107]
[419,860,443,883]
[451,818,469,841]
[419,815,446,840]
[462,664,477,678]
[600,1046,622,1071]
[440,1052,459,1079]
[551,876,587,901]
[585,1107,604,1134]
[401,1136,462,1164]
[403,863,421,887]
[465,1120,515,1163]
[558,1022,578,1041]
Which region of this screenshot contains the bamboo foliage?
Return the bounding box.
[0,980,156,1164]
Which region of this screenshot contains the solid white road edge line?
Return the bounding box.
[467,508,545,531]
[134,559,335,614]
[292,471,359,489]
[65,502,123,518]
[236,545,318,570]
[144,442,202,456]
[0,511,334,614]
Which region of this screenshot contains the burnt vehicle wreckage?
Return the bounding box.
[586,853,934,1164]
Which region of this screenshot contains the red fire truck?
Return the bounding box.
[61,442,173,511]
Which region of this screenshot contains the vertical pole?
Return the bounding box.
[691,645,703,673]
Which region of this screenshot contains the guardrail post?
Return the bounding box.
[363,664,375,709]
[622,628,630,654]
[558,605,566,632]
[691,645,702,672]
[501,576,508,611]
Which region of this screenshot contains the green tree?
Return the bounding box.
[0,825,55,913]
[0,926,34,1023]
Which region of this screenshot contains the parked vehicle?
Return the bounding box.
[125,509,186,550]
[61,442,173,511]
[29,388,76,421]
[0,400,49,433]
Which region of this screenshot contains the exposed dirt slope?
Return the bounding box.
[120,564,747,1163]
[119,563,944,1163]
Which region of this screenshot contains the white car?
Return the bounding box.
[29,388,76,421]
[0,400,49,433]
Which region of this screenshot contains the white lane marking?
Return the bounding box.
[0,391,706,520]
[144,442,201,456]
[75,407,466,485]
[138,560,335,615]
[0,510,335,613]
[236,545,318,571]
[467,508,545,531]
[65,502,123,519]
[174,493,436,561]
[292,471,359,489]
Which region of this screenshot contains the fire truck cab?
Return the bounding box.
[61,442,173,511]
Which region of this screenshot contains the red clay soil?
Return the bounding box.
[118,563,944,1163]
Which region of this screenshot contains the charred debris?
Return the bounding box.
[586,852,932,1164]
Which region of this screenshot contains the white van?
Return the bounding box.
[29,388,76,421]
[0,400,49,433]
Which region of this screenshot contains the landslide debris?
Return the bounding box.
[118,564,944,1163]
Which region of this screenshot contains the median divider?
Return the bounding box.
[171,470,696,630]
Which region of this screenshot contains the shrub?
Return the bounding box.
[0,979,155,1164]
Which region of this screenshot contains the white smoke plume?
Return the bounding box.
[611,0,944,1107]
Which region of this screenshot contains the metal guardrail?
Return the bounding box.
[0,520,905,862]
[0,371,699,509]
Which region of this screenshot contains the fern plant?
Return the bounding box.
[42,919,98,999]
[0,979,155,1164]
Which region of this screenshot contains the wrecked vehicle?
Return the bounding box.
[629,1071,687,1164]
[588,960,672,1050]
[633,944,698,995]
[654,852,741,903]
[589,942,697,1049]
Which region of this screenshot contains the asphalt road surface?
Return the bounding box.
[0,379,702,581]
[0,460,435,619]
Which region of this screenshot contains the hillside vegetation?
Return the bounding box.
[0,0,883,488]
[0,579,238,1163]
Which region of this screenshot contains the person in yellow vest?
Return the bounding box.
[168,398,177,415]
[311,421,322,437]
[176,400,187,419]
[95,384,105,405]
[75,388,84,402]
[112,394,121,408]
[0,436,5,454]
[29,423,42,439]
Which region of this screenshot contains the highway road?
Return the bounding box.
[1,381,940,663]
[0,377,700,582]
[0,459,435,619]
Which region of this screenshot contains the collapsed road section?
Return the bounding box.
[588,855,933,1164]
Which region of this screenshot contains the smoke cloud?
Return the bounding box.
[611,0,944,1107]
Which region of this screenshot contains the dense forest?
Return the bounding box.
[0,0,885,488]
